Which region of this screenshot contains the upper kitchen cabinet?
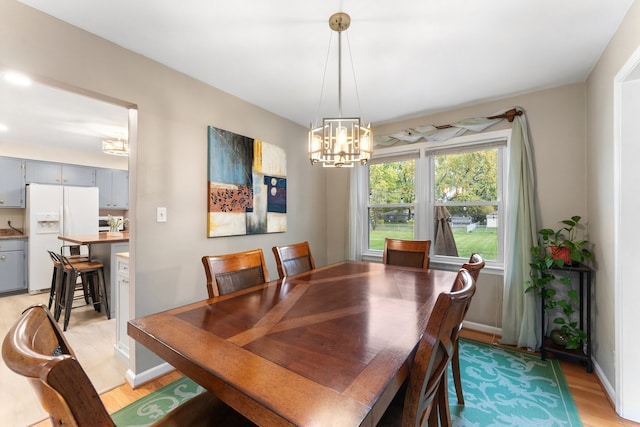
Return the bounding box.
[0,157,26,208]
[96,168,129,209]
[26,160,95,186]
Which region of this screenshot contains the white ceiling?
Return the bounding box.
[2,0,634,152]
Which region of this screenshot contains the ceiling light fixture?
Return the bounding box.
[102,138,129,156]
[308,12,372,168]
[2,71,32,87]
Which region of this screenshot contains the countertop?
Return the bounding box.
[0,228,28,240]
[58,231,129,245]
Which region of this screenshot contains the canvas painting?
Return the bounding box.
[207,125,287,237]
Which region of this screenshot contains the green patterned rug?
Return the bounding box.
[111,376,206,427]
[111,338,581,426]
[450,338,582,426]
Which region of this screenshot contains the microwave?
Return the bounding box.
[98,215,125,232]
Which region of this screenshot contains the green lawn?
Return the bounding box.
[370,223,497,261]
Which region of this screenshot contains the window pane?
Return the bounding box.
[369,160,415,204]
[433,205,498,261]
[368,207,415,250]
[434,150,497,203]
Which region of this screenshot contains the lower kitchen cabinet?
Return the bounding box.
[115,252,130,361]
[0,239,27,294]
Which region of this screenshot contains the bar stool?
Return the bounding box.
[47,251,92,315]
[57,255,110,331]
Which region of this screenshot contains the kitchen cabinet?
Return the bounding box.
[114,252,129,362]
[26,160,95,186]
[0,157,26,208]
[96,168,128,209]
[0,239,27,294]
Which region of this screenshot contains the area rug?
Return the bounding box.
[449,338,582,426]
[111,376,207,426]
[111,338,582,427]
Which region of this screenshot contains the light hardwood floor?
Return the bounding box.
[28,328,640,427]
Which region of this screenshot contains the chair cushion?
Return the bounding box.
[386,250,425,268]
[282,256,312,276]
[215,266,265,295]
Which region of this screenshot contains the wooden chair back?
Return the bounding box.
[2,305,253,427]
[449,253,485,406]
[401,269,476,426]
[382,238,431,269]
[202,249,269,298]
[2,304,115,426]
[272,241,316,279]
[461,253,485,282]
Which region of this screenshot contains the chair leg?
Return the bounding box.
[48,267,57,310]
[452,342,464,404]
[63,271,78,331]
[84,272,101,312]
[53,269,66,321]
[97,267,110,320]
[438,370,452,427]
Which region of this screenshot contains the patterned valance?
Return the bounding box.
[374,108,523,147]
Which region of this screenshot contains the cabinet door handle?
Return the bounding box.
[0,255,6,261]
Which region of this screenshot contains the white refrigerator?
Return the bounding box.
[26,183,99,294]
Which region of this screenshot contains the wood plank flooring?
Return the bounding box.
[30,329,639,426]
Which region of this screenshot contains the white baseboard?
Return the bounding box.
[125,362,175,388]
[463,320,501,337]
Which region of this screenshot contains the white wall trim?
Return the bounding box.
[463,321,501,337]
[613,44,640,422]
[125,362,175,388]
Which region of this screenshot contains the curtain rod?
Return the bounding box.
[434,108,523,130]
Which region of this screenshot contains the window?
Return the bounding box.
[360,130,508,267]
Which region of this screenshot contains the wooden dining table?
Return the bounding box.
[128,261,457,426]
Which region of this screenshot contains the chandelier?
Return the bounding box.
[102,139,129,156]
[308,12,372,168]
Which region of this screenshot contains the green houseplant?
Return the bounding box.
[525,216,593,350]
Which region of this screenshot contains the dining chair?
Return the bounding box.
[452,253,486,405]
[1,304,254,427]
[378,268,476,427]
[272,241,316,279]
[202,248,269,298]
[382,238,431,269]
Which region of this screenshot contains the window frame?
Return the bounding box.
[358,129,511,271]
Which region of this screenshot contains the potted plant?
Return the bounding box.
[525,216,593,350]
[107,215,127,236]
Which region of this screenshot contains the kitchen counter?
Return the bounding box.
[0,228,27,240]
[58,231,129,318]
[57,231,129,245]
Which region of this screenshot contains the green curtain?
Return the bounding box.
[500,108,540,350]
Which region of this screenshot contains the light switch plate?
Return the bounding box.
[157,207,167,222]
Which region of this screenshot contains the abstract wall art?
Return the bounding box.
[207,125,287,237]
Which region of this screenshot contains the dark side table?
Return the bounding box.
[540,262,593,373]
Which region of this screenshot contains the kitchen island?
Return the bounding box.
[58,232,129,317]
